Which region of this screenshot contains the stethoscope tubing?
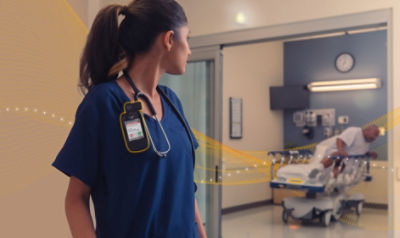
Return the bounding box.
[123,71,195,163]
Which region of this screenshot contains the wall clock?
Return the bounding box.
[335,52,355,73]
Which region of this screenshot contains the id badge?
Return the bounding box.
[119,100,150,153]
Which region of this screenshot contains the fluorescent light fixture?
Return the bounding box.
[307,78,381,92]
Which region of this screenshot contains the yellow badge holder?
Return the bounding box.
[119,100,151,153]
[120,71,171,157]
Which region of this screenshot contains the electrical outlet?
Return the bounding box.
[293,108,335,127]
[338,115,349,125]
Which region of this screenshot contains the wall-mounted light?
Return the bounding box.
[307,78,381,92]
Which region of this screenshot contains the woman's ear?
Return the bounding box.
[163,30,175,51]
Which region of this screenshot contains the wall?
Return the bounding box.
[222,41,283,208]
[177,0,397,37]
[283,30,387,156]
[350,160,388,204]
[67,0,88,26]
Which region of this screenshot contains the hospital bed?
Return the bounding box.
[269,150,372,226]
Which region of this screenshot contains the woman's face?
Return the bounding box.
[164,25,191,75]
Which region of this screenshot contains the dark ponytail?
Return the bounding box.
[79,0,188,94]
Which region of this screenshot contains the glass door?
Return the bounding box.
[160,46,222,238]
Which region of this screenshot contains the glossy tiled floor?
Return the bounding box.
[222,205,388,238]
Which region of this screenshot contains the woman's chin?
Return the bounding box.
[166,68,186,75]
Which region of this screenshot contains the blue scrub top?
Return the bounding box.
[52,81,199,238]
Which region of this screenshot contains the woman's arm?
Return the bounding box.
[195,199,207,238]
[65,176,96,238]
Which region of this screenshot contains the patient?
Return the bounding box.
[312,125,379,177]
[276,125,379,185]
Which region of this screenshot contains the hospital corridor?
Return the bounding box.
[1,0,399,238]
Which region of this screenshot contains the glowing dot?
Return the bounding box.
[24,107,28,111]
[289,224,300,230]
[68,121,73,125]
[209,178,213,182]
[15,107,19,111]
[372,163,377,167]
[6,107,10,112]
[235,12,246,24]
[254,164,258,168]
[200,180,204,183]
[245,168,249,171]
[263,162,267,165]
[382,166,386,169]
[42,111,47,115]
[236,170,240,174]
[379,127,386,136]
[33,108,38,112]
[51,113,56,118]
[218,176,222,179]
[60,117,64,121]
[227,173,231,177]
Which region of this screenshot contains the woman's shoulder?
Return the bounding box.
[158,85,186,115]
[158,85,180,102]
[78,81,120,113]
[86,81,116,99]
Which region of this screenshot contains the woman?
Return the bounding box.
[52,0,206,237]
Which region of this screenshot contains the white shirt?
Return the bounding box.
[311,127,370,163]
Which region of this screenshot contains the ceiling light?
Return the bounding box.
[236,12,246,24]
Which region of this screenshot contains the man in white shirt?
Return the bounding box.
[312,125,379,170]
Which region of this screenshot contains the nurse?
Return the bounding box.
[52,0,206,237]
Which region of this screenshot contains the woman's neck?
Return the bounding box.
[126,53,165,99]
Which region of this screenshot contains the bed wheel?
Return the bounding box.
[282,210,289,224]
[321,211,332,227]
[356,202,363,216]
[331,210,342,221]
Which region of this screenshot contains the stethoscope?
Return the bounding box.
[123,71,196,163]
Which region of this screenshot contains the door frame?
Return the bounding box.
[188,46,223,238]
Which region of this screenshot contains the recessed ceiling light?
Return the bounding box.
[236,12,246,24]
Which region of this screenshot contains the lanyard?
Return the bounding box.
[122,71,196,167]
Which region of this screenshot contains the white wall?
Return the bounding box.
[178,0,397,36]
[222,41,283,208]
[350,161,389,204]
